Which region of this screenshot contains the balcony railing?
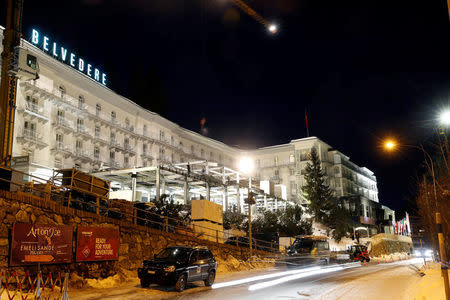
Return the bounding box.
[110,140,123,150]
[74,149,92,161]
[94,134,109,144]
[20,103,49,120]
[124,144,136,155]
[54,117,74,130]
[75,125,92,138]
[18,129,47,147]
[109,159,120,169]
[53,142,73,154]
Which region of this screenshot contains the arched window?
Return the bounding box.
[111,111,116,122]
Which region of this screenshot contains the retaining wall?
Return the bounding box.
[0,191,272,279]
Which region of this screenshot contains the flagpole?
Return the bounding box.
[305,109,310,137]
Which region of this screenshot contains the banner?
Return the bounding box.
[76,226,119,262]
[10,223,72,266]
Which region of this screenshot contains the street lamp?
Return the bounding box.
[383,139,449,298]
[440,110,450,126]
[268,24,278,34]
[239,157,255,257]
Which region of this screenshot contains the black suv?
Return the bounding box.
[137,246,217,292]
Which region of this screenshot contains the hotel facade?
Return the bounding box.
[1,27,393,232]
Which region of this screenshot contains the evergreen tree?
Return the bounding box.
[303,147,334,223]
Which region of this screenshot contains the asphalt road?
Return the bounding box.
[69,259,425,300]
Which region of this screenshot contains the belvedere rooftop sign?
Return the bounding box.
[30,28,107,86]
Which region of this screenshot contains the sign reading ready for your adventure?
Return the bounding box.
[76,226,119,262]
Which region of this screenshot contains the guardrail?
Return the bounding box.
[0,167,279,254]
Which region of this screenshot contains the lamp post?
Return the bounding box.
[383,140,449,298]
[239,157,255,257]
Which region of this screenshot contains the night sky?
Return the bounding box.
[10,0,450,217]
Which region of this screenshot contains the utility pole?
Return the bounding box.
[436,212,450,299]
[0,0,24,167]
[245,177,256,257]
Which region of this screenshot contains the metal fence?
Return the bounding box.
[0,270,69,300]
[0,166,279,254]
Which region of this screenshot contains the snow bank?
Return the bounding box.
[215,254,275,274]
[84,268,136,289]
[403,262,447,300]
[370,233,413,256]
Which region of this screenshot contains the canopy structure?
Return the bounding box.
[92,160,292,213]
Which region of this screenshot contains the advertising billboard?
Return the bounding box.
[76,226,119,262]
[10,223,73,266]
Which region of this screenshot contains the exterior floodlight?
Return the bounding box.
[239,157,254,174]
[268,24,278,34]
[439,110,450,126]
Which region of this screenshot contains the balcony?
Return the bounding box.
[124,144,136,156]
[110,140,124,151]
[53,117,74,132]
[109,159,120,169]
[141,151,153,160]
[18,103,49,122]
[16,129,47,148]
[51,142,73,157]
[121,124,138,137]
[93,133,109,145]
[74,125,92,139]
[74,149,92,162]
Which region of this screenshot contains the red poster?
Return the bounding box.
[76,226,119,262]
[10,223,73,266]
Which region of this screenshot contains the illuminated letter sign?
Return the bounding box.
[30,28,107,86]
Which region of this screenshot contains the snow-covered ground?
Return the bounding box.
[403,262,447,300]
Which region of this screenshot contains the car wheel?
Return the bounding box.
[140,279,150,288]
[175,274,187,292]
[204,270,215,286]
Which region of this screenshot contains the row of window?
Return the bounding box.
[57,85,235,166]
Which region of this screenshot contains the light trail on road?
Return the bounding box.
[212,262,362,290]
[212,266,321,289]
[248,263,362,291]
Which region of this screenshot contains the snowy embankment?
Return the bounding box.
[402,262,447,300]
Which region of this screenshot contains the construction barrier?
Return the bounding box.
[0,270,69,300]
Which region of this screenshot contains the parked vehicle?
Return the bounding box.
[137,246,217,292]
[349,245,370,262]
[286,235,330,268]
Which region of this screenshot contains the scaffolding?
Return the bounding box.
[92,160,292,213]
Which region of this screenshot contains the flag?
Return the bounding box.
[305,110,309,129]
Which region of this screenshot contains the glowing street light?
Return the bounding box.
[384,140,396,150]
[268,24,278,34]
[439,110,450,126]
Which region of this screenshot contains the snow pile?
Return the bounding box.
[215,254,275,274]
[371,252,411,263]
[403,262,447,300]
[85,268,136,289]
[370,233,413,256]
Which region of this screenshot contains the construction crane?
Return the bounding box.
[0,0,39,167]
[230,0,278,33]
